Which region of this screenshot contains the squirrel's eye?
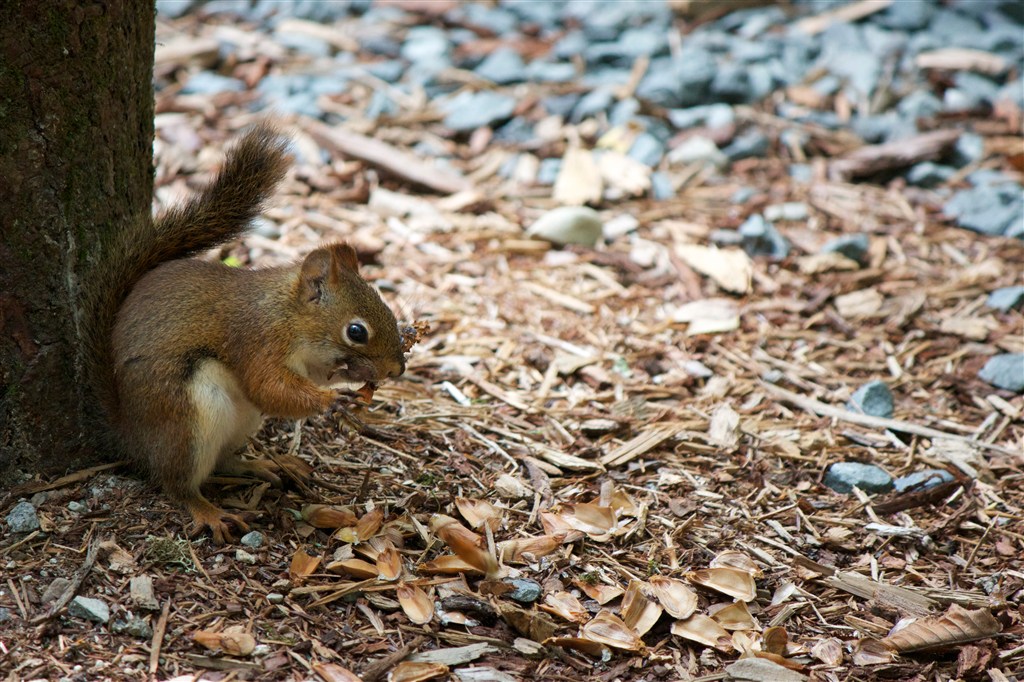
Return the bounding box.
[346,323,369,345]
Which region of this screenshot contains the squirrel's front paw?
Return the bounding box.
[184,496,254,545]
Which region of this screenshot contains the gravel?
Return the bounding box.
[824,462,894,495]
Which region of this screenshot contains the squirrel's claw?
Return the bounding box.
[184,497,252,545]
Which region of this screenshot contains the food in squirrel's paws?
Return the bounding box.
[355,323,428,404]
[400,321,430,353]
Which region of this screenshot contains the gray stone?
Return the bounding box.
[738,214,789,260]
[42,577,72,604]
[944,185,1023,236]
[731,38,778,63]
[457,3,518,35]
[710,229,744,247]
[363,60,405,84]
[267,592,286,604]
[821,233,870,265]
[541,94,579,118]
[493,117,535,145]
[441,91,516,131]
[0,607,10,623]
[527,60,577,83]
[609,98,640,127]
[877,0,935,29]
[536,159,561,186]
[67,500,88,514]
[848,380,894,418]
[650,172,674,201]
[181,72,246,95]
[274,31,331,58]
[731,187,757,205]
[952,132,986,167]
[907,162,955,188]
[273,93,322,118]
[526,207,603,247]
[710,63,752,103]
[667,104,735,131]
[6,501,39,533]
[475,48,525,85]
[894,469,955,493]
[967,169,1016,187]
[978,354,1024,393]
[553,31,587,60]
[69,596,110,624]
[898,90,943,121]
[723,129,771,162]
[668,136,727,168]
[366,90,397,119]
[615,27,669,58]
[235,549,257,564]
[786,164,811,183]
[764,202,808,222]
[401,26,450,64]
[628,133,664,167]
[987,286,1024,312]
[156,0,195,18]
[130,575,160,611]
[572,87,615,122]
[930,9,983,45]
[112,617,153,639]
[506,578,542,604]
[824,462,894,495]
[684,360,713,378]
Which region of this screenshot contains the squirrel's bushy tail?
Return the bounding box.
[85,123,291,419]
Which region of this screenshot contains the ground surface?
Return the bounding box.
[2,1,1023,681]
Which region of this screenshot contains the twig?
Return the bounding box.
[149,600,171,680]
[29,539,100,624]
[361,635,426,682]
[763,383,1018,456]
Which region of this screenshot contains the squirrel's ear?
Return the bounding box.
[330,243,360,272]
[298,248,332,303]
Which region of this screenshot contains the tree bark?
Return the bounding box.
[0,2,154,476]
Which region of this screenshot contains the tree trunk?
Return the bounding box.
[0,2,154,477]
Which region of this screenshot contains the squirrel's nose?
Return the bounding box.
[388,358,406,379]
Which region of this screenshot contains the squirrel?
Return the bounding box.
[84,123,406,544]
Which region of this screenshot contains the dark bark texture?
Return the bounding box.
[0,2,154,477]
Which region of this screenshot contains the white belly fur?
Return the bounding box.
[187,359,265,488]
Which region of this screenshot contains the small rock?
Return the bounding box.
[527,207,603,247]
[978,354,1024,393]
[475,47,525,85]
[824,462,894,495]
[505,578,543,604]
[267,592,285,604]
[67,500,88,514]
[609,98,640,126]
[821,234,870,266]
[723,129,770,162]
[441,91,517,132]
[0,607,11,623]
[112,617,153,639]
[401,25,450,64]
[181,72,246,95]
[848,380,894,418]
[710,63,752,103]
[764,202,808,222]
[235,549,257,564]
[894,469,955,493]
[650,172,673,200]
[906,162,955,187]
[6,501,40,533]
[731,187,757,204]
[944,185,1023,236]
[667,103,735,130]
[986,286,1024,312]
[897,90,943,121]
[668,135,727,168]
[877,0,934,30]
[789,163,813,183]
[628,133,664,167]
[527,60,577,83]
[684,360,713,378]
[240,531,265,548]
[68,596,110,624]
[710,229,744,247]
[572,87,615,122]
[130,575,160,611]
[42,577,72,604]
[536,158,561,185]
[738,214,789,260]
[952,132,986,167]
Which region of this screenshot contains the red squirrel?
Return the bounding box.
[85,124,406,543]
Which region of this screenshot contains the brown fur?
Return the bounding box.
[88,125,405,543]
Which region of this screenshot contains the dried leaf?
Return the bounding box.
[388,661,448,682]
[376,544,403,582]
[396,583,434,625]
[649,576,698,619]
[557,502,616,536]
[544,636,612,660]
[671,614,733,651]
[540,591,589,624]
[708,403,741,448]
[356,508,384,541]
[498,534,566,563]
[289,548,321,582]
[496,601,559,642]
[554,146,603,206]
[302,504,359,529]
[687,567,757,602]
[709,600,757,631]
[762,626,789,654]
[710,550,763,578]
[811,637,844,666]
[675,244,752,295]
[326,558,379,579]
[192,627,256,656]
[417,555,485,576]
[580,609,645,652]
[455,497,503,531]
[312,662,364,682]
[574,579,625,605]
[621,581,662,636]
[852,638,896,665]
[430,514,499,577]
[881,604,1002,653]
[835,287,883,318]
